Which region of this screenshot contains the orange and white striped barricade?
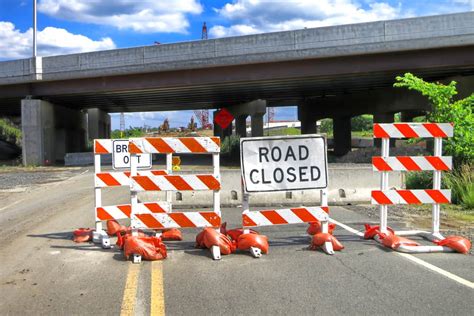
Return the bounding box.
[371,122,456,252]
[128,137,222,261]
[240,135,334,257]
[93,139,168,248]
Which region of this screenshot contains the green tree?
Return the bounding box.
[394,73,474,163]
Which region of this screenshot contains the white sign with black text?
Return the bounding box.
[240,135,327,192]
[112,140,152,170]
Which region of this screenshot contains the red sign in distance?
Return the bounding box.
[214,108,234,129]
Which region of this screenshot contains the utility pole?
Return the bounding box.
[33,0,37,57]
[120,112,125,137]
[202,22,208,40]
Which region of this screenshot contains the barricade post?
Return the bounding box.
[371,122,456,253]
[128,137,222,261]
[240,135,336,257]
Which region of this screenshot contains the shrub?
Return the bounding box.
[351,115,373,132]
[405,171,433,189]
[221,135,240,157]
[444,164,474,209]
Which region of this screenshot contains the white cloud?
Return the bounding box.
[0,21,115,60]
[210,0,402,37]
[38,0,203,33]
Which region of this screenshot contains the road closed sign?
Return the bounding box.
[240,135,327,192]
[112,140,152,170]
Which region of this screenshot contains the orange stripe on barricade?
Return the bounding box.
[165,175,193,191]
[97,207,114,220]
[169,213,196,227]
[96,173,122,186]
[128,141,142,154]
[243,214,258,227]
[426,189,450,204]
[144,203,167,213]
[180,138,207,153]
[210,137,220,147]
[134,176,161,191]
[94,140,110,154]
[423,123,448,138]
[373,124,390,138]
[372,157,393,171]
[200,212,222,227]
[371,191,393,204]
[397,157,421,171]
[292,208,319,222]
[118,205,132,218]
[261,210,287,225]
[148,138,175,153]
[398,190,422,204]
[394,123,418,138]
[136,214,165,228]
[196,175,221,190]
[425,156,450,170]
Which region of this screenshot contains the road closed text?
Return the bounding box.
[241,136,327,192]
[249,145,321,184]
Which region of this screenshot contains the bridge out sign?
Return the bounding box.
[112,140,152,170]
[240,135,328,192]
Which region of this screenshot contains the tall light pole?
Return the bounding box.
[33,0,37,57]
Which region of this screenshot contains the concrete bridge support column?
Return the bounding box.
[87,108,110,140]
[401,110,425,122]
[21,99,87,165]
[333,116,352,156]
[251,113,264,137]
[298,103,319,134]
[235,114,248,137]
[21,99,55,165]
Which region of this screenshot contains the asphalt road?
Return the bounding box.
[0,170,472,315]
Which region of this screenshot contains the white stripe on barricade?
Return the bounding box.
[129,137,220,154]
[371,189,451,205]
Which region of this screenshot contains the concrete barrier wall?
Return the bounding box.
[139,165,402,207]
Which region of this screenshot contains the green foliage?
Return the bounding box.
[319,118,333,136]
[221,135,240,155]
[351,115,373,132]
[444,164,474,209]
[394,73,474,163]
[268,127,301,136]
[111,127,146,139]
[405,171,433,189]
[0,118,21,146]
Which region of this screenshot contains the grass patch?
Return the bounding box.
[267,127,301,136]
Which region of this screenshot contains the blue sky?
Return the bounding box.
[1,0,472,129]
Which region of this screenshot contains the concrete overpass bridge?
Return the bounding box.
[0,12,473,165]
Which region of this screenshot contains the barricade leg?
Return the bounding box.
[320,221,335,255]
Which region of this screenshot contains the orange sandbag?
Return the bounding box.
[160,228,183,241]
[364,224,395,240]
[237,233,269,254]
[201,228,235,255]
[73,228,93,243]
[123,236,167,261]
[380,233,419,249]
[226,228,259,241]
[107,220,127,236]
[306,221,336,235]
[435,236,471,254]
[310,233,344,251]
[116,230,146,249]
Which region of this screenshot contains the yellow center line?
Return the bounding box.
[151,261,166,316]
[120,263,141,316]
